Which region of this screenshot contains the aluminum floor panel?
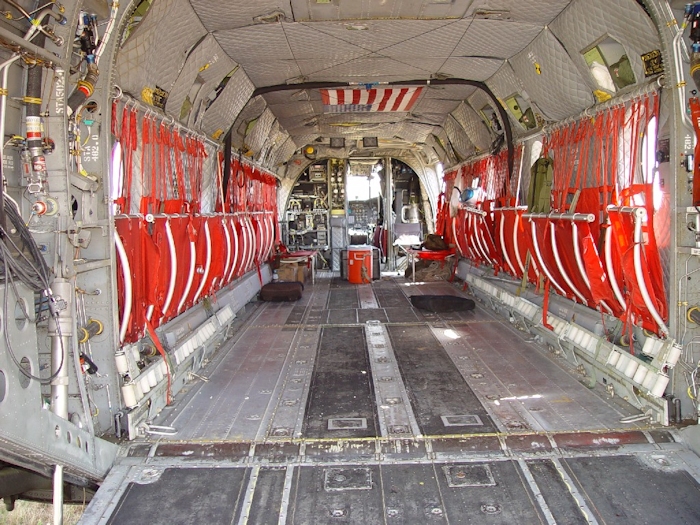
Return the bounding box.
[83,275,700,524]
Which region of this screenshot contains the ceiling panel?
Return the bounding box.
[239,61,303,86]
[422,84,476,100]
[454,19,542,58]
[465,0,570,25]
[191,0,294,31]
[303,57,430,82]
[437,57,503,81]
[284,23,372,59]
[306,20,456,53]
[379,19,469,58]
[291,0,477,22]
[215,25,294,62]
[266,100,316,120]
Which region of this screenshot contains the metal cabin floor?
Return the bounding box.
[84,275,700,524]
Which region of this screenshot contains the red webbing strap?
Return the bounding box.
[172,130,187,213]
[115,106,136,213]
[111,99,119,137]
[139,114,151,215]
[150,118,159,212]
[689,97,700,205]
[542,279,554,330]
[145,320,172,405]
[158,121,170,206]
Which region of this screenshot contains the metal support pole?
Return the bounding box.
[48,278,73,525]
[384,157,394,271]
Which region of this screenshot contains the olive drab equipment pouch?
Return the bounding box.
[528,156,553,213]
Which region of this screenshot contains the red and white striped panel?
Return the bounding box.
[320,87,423,113]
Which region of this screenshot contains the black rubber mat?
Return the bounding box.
[387,324,496,435]
[384,307,420,323]
[302,326,378,438]
[373,287,411,308]
[306,306,325,325]
[107,468,248,524]
[247,467,287,524]
[285,304,307,325]
[435,461,543,524]
[328,288,359,309]
[288,461,541,524]
[290,465,384,525]
[328,308,358,324]
[564,455,700,523]
[526,459,587,524]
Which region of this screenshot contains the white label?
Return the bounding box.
[54,69,64,115]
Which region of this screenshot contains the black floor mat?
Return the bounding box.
[387,324,496,435]
[302,326,378,438]
[107,468,248,524]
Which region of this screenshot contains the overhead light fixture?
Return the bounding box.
[473,9,511,20]
[252,10,287,24]
[363,137,378,148]
[303,145,317,159]
[345,23,369,30]
[316,0,332,3]
[330,137,345,148]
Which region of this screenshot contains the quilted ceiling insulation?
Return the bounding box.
[114,0,661,169]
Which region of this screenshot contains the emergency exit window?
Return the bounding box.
[583,36,636,98]
[504,94,537,130]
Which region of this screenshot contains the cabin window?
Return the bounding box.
[122,0,155,43]
[479,105,502,134]
[504,94,537,130]
[642,116,663,211]
[583,37,635,101]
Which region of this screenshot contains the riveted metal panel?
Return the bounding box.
[165,35,234,123]
[452,102,491,152]
[200,69,255,140]
[550,0,661,90]
[115,0,206,100]
[510,28,594,121]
